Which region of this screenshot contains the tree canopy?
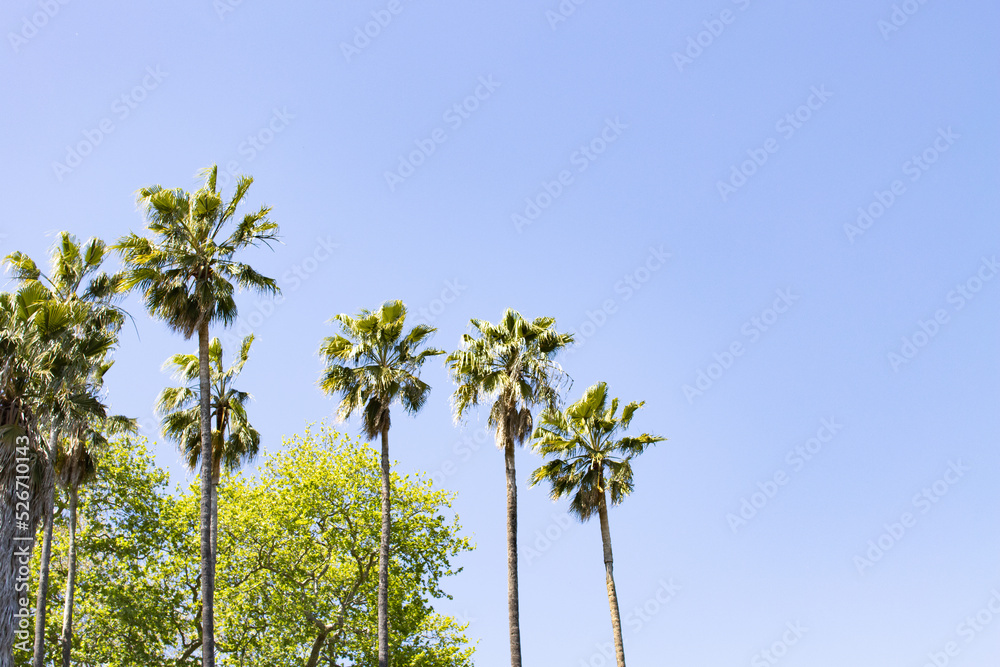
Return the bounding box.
[27,427,474,667]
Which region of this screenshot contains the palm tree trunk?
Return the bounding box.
[597,490,626,667]
[58,484,79,667]
[211,480,219,563]
[32,426,59,667]
[212,414,223,563]
[198,317,216,667]
[210,433,222,651]
[211,461,221,564]
[504,441,522,667]
[32,499,54,667]
[377,423,390,667]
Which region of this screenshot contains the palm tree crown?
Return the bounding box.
[447,308,574,446]
[115,166,279,338]
[5,233,125,432]
[530,381,664,518]
[318,300,444,437]
[6,232,124,333]
[156,335,261,478]
[0,282,81,509]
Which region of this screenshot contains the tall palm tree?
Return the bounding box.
[317,300,443,667]
[56,414,135,667]
[446,309,573,667]
[529,381,665,667]
[5,232,126,667]
[156,334,261,559]
[0,282,105,667]
[115,165,279,667]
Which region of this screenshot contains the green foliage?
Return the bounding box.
[28,427,474,667]
[216,424,473,666]
[25,435,189,667]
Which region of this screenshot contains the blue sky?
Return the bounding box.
[2,0,999,664]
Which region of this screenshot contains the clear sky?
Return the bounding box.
[2,1,999,665]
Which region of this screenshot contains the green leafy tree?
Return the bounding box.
[318,301,444,667]
[26,435,201,667]
[446,309,573,667]
[156,334,261,560]
[529,382,665,667]
[216,424,473,666]
[28,427,474,667]
[115,165,280,667]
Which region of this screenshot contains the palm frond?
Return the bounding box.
[319,300,441,441]
[529,381,664,520]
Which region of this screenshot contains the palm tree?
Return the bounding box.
[446,309,573,667]
[5,232,126,667]
[0,282,106,667]
[529,381,665,667]
[115,165,279,667]
[318,300,443,667]
[156,334,261,559]
[56,414,135,667]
